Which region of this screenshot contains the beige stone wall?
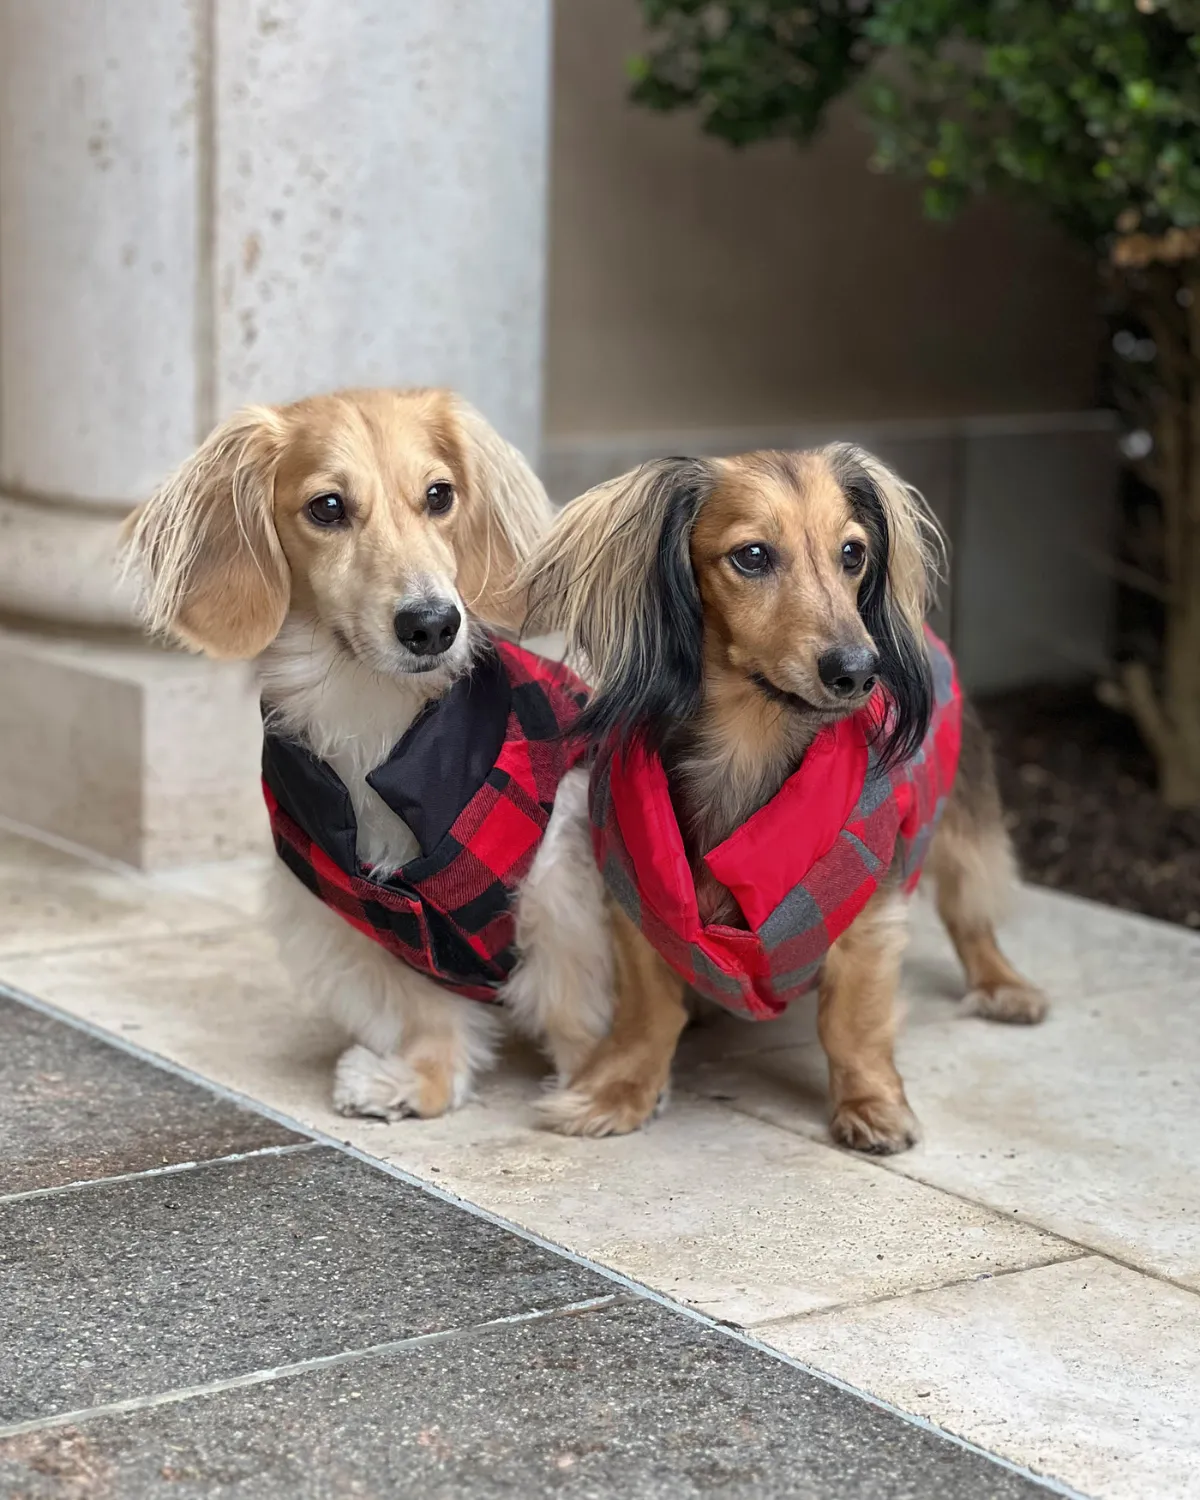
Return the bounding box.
[546,0,1101,437]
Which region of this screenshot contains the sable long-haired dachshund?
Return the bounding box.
[124,388,613,1124]
[523,445,1047,1151]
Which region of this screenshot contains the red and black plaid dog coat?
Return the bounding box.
[263,637,589,1002]
[589,630,962,1020]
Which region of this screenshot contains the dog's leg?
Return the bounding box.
[504,770,614,1084]
[820,886,921,1154]
[537,898,688,1137]
[266,863,498,1120]
[928,705,1048,1025]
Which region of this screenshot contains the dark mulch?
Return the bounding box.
[977,684,1200,931]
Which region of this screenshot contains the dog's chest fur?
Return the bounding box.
[257,620,449,875]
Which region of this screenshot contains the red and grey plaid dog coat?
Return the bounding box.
[263,637,589,1002]
[589,630,962,1020]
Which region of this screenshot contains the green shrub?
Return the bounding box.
[633,0,1200,806]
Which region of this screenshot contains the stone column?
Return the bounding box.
[0,0,551,867]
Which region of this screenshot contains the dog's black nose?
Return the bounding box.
[394,601,461,657]
[818,645,879,698]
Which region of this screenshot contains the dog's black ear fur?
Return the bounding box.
[837,458,934,769]
[573,458,712,752]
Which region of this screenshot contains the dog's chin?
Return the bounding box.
[335,628,472,687]
[383,650,472,687]
[749,671,868,722]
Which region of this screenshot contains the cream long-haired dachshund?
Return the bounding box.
[124,388,612,1123]
[523,446,1047,1152]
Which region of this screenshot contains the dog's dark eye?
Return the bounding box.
[307,493,346,526]
[729,543,772,576]
[426,481,455,515]
[841,540,867,574]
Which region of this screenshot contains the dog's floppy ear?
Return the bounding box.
[444,396,553,629]
[825,443,945,766]
[523,457,716,748]
[122,407,290,660]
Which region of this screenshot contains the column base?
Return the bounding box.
[0,626,266,869]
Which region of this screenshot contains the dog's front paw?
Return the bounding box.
[332,1044,460,1122]
[830,1095,922,1155]
[961,983,1049,1026]
[536,1077,669,1138]
[333,1045,418,1121]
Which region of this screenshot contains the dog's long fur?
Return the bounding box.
[524,444,1047,1149]
[124,388,613,1122]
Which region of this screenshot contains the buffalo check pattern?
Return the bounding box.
[591,631,963,1021]
[264,641,589,1002]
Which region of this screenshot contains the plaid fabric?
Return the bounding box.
[263,639,589,1002]
[590,629,962,1020]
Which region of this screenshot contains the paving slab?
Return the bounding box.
[0,1147,609,1425]
[344,1095,1079,1330]
[686,979,1200,1286]
[0,936,1077,1329]
[905,884,1200,1004]
[0,828,242,962]
[0,1300,1056,1500]
[150,852,274,919]
[0,994,300,1195]
[4,866,1195,1500]
[767,1256,1200,1500]
[0,927,338,1120]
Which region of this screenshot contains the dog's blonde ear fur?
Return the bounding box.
[833,444,945,639]
[122,406,290,659]
[448,397,552,628]
[521,457,715,745]
[520,464,670,669]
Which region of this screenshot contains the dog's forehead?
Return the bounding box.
[704,451,853,539]
[279,391,452,484]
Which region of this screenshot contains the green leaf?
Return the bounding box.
[628,0,1200,250]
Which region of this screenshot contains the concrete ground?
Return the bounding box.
[1,821,1198,1498]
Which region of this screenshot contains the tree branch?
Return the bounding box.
[1120,660,1173,760]
[1084,550,1174,604]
